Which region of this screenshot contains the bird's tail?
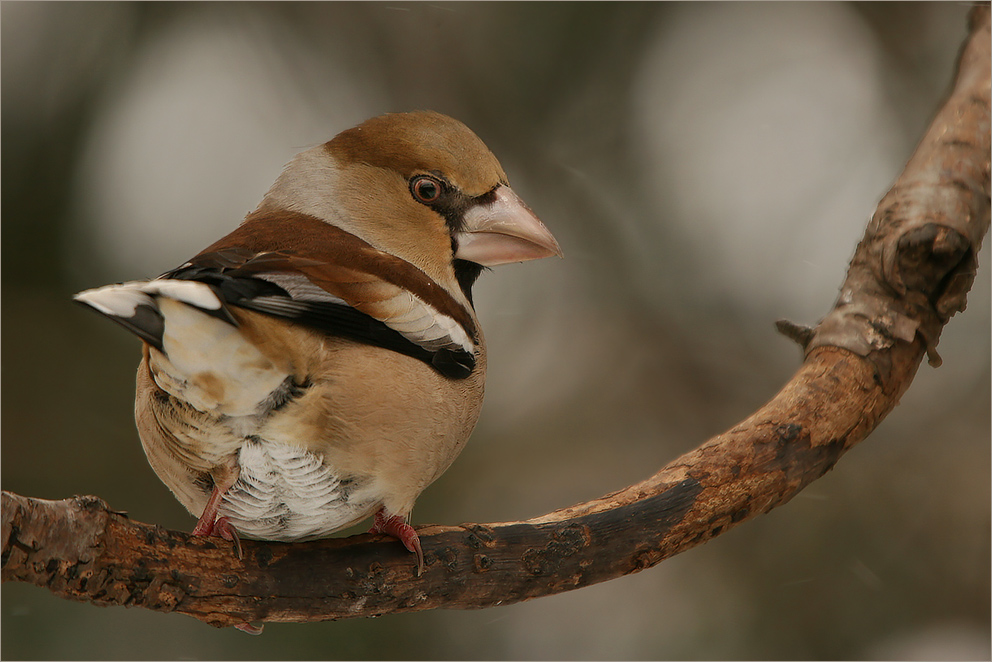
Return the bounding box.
[74,279,292,417]
[74,279,234,351]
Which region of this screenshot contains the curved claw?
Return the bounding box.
[214,516,243,560]
[191,513,243,559]
[370,509,425,576]
[190,475,243,558]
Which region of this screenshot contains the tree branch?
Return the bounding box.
[3,6,989,631]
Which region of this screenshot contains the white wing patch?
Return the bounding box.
[255,272,475,355]
[256,272,348,305]
[393,292,473,353]
[219,439,379,541]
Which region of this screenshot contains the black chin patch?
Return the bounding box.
[453,259,485,306]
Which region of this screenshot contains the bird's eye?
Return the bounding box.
[410,176,442,204]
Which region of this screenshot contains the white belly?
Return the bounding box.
[218,439,380,541]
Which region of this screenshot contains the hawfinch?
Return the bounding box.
[75,111,561,577]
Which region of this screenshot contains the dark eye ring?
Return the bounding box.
[410,175,442,204]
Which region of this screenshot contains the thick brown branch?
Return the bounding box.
[807,5,991,371]
[2,6,989,631]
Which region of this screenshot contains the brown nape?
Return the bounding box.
[324,111,508,196]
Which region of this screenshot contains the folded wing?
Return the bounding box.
[139,210,478,379]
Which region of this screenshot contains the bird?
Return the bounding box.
[75,110,561,587]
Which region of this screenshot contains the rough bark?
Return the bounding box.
[3,5,989,631]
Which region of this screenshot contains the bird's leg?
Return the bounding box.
[191,460,242,558]
[370,508,425,576]
[190,486,225,535]
[190,461,258,634]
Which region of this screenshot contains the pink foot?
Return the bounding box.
[192,514,243,559]
[235,622,264,635]
[191,469,256,632]
[191,485,242,559]
[213,516,243,559]
[191,515,215,537]
[370,509,425,575]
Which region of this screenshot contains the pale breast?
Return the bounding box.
[218,438,380,541]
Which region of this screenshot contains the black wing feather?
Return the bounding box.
[162,264,474,380]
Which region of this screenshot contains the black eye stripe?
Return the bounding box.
[408,175,495,237]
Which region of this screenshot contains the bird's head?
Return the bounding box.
[256,111,561,304]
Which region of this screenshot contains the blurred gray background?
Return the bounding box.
[2,2,989,660]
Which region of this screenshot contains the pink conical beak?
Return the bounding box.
[454,185,562,267]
